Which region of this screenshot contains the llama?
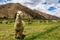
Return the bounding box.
[14,11,25,39]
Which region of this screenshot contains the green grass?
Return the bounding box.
[0,20,60,40]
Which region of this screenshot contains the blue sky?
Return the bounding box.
[48,6,56,11]
[0,0,6,2]
[0,0,11,2]
[58,0,60,3]
[0,0,60,17]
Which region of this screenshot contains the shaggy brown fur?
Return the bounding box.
[14,11,25,39]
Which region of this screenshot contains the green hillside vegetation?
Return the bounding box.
[0,19,60,40]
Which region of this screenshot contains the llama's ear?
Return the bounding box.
[17,11,22,14]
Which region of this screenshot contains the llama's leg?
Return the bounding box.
[15,30,18,38]
[19,31,25,40]
[17,29,24,39]
[18,31,23,38]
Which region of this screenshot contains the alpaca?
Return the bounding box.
[14,11,25,39]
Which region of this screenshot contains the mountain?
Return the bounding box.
[0,3,45,19]
[0,0,60,17]
[0,3,59,19]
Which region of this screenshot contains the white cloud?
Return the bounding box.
[46,0,58,4]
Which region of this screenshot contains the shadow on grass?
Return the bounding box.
[24,26,60,40]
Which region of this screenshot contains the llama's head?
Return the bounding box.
[17,11,23,16]
[16,11,23,19]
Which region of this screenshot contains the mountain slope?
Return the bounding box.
[33,10,59,19]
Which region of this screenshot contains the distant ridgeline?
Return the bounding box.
[0,3,59,20]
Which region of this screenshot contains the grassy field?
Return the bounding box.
[0,20,60,40]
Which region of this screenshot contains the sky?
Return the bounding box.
[0,0,60,17]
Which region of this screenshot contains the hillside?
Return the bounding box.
[0,3,59,19]
[33,10,59,19]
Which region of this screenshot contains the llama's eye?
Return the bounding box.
[17,14,19,15]
[17,13,19,16]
